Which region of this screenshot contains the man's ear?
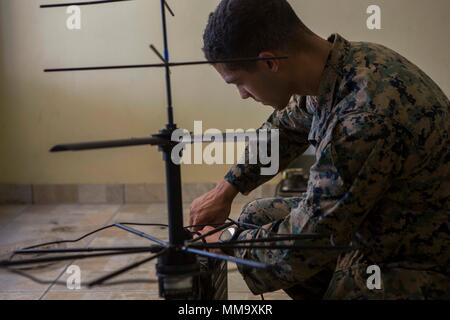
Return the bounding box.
[258,52,280,72]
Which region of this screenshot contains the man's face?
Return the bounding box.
[213,60,292,111]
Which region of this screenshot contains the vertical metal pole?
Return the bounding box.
[160,0,174,127]
[162,147,185,246]
[159,0,184,246]
[157,2,199,300]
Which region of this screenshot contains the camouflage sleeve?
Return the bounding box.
[224,96,313,195]
[234,113,404,295]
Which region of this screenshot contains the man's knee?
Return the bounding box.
[238,199,261,227]
[238,197,291,228]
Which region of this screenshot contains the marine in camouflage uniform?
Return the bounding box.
[225,34,450,299]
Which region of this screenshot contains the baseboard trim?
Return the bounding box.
[0,183,278,205]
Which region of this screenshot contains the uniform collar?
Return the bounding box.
[316,33,352,113]
[308,33,352,146]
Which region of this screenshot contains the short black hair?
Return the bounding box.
[203,0,310,70]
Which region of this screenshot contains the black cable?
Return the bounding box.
[192,232,207,244]
[22,224,117,251]
[226,218,260,230]
[185,222,230,230]
[17,222,168,252]
[188,222,235,243]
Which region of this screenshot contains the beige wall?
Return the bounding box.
[1,0,449,185]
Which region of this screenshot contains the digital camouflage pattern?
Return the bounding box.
[225,34,450,299]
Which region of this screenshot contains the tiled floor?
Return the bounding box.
[0,204,290,300]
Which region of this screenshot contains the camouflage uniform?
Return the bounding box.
[225,34,450,299]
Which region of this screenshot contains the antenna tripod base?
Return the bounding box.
[155,238,228,300]
[156,246,199,300]
[156,254,228,300]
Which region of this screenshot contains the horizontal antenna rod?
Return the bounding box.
[0,248,161,268]
[44,56,288,73]
[88,249,167,287]
[183,247,270,270]
[50,136,170,153]
[14,246,159,255]
[40,0,134,8]
[50,131,275,154]
[189,243,357,251]
[40,0,174,17]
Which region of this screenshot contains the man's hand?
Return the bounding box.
[198,226,222,242]
[189,180,239,232]
[197,226,223,254]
